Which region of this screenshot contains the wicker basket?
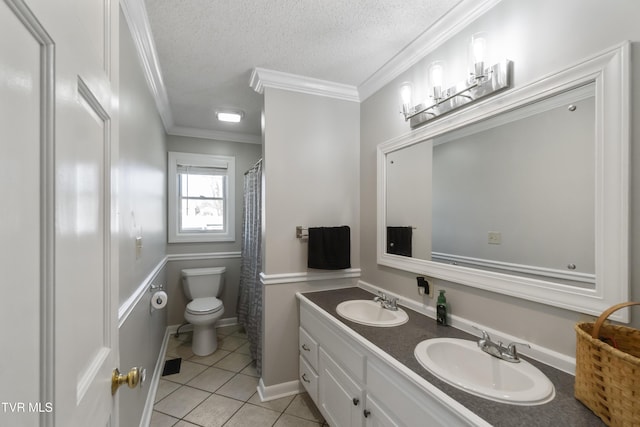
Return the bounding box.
[575,302,640,426]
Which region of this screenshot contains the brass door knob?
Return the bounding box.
[111,367,140,395]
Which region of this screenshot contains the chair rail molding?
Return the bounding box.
[118,256,168,328]
[260,268,361,286]
[166,251,242,262]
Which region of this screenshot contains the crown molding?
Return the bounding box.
[168,126,261,144]
[250,67,360,102]
[120,0,174,130]
[122,0,501,135]
[358,0,503,101]
[121,0,261,144]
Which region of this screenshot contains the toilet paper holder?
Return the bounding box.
[150,284,167,314]
[149,283,164,292]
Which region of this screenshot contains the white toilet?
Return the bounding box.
[181,267,226,356]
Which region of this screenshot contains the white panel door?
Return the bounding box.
[0,0,120,426]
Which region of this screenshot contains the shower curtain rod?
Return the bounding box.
[244,158,263,175]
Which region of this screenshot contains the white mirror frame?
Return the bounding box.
[377,42,630,321]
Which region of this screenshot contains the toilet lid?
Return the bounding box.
[186,297,223,315]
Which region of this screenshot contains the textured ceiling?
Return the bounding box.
[144,0,463,139]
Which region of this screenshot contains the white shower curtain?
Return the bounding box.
[237,159,263,374]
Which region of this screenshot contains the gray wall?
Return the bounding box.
[118,10,168,426]
[360,0,640,358]
[118,16,167,306]
[165,135,262,325]
[262,88,360,275]
[261,88,360,387]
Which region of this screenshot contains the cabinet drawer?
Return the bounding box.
[301,303,365,381]
[299,355,318,402]
[299,327,318,370]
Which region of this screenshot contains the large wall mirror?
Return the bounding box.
[377,42,630,321]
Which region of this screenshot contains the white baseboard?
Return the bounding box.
[257,378,304,402]
[216,317,239,328]
[140,318,242,426]
[139,326,172,427]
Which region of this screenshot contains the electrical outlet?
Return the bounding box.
[417,277,432,298]
[488,231,501,245]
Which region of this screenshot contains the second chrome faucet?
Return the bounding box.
[373,292,399,311]
[473,326,530,363]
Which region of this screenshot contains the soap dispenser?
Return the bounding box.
[436,290,448,326]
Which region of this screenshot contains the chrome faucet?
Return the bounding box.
[472,326,530,363]
[373,292,399,311]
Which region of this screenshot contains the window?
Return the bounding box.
[168,152,235,243]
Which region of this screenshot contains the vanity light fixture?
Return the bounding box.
[470,32,488,82]
[216,111,244,123]
[400,81,413,117]
[400,33,512,128]
[429,61,445,102]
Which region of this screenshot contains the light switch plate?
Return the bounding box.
[135,236,143,259]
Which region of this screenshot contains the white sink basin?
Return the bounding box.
[336,300,409,327]
[414,338,555,405]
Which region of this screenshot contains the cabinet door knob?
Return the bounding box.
[301,344,310,351]
[352,397,359,406]
[301,373,311,383]
[363,409,371,418]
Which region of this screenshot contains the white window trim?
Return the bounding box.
[168,151,235,243]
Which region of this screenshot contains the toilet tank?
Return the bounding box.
[181,267,226,300]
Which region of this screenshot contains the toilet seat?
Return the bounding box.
[186,297,223,315]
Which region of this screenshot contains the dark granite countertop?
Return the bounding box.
[300,287,604,427]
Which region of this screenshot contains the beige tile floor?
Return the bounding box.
[151,325,328,427]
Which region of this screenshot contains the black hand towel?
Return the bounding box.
[387,226,412,257]
[307,226,351,270]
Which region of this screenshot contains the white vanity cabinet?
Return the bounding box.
[318,347,365,427]
[300,300,367,427]
[299,298,485,427]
